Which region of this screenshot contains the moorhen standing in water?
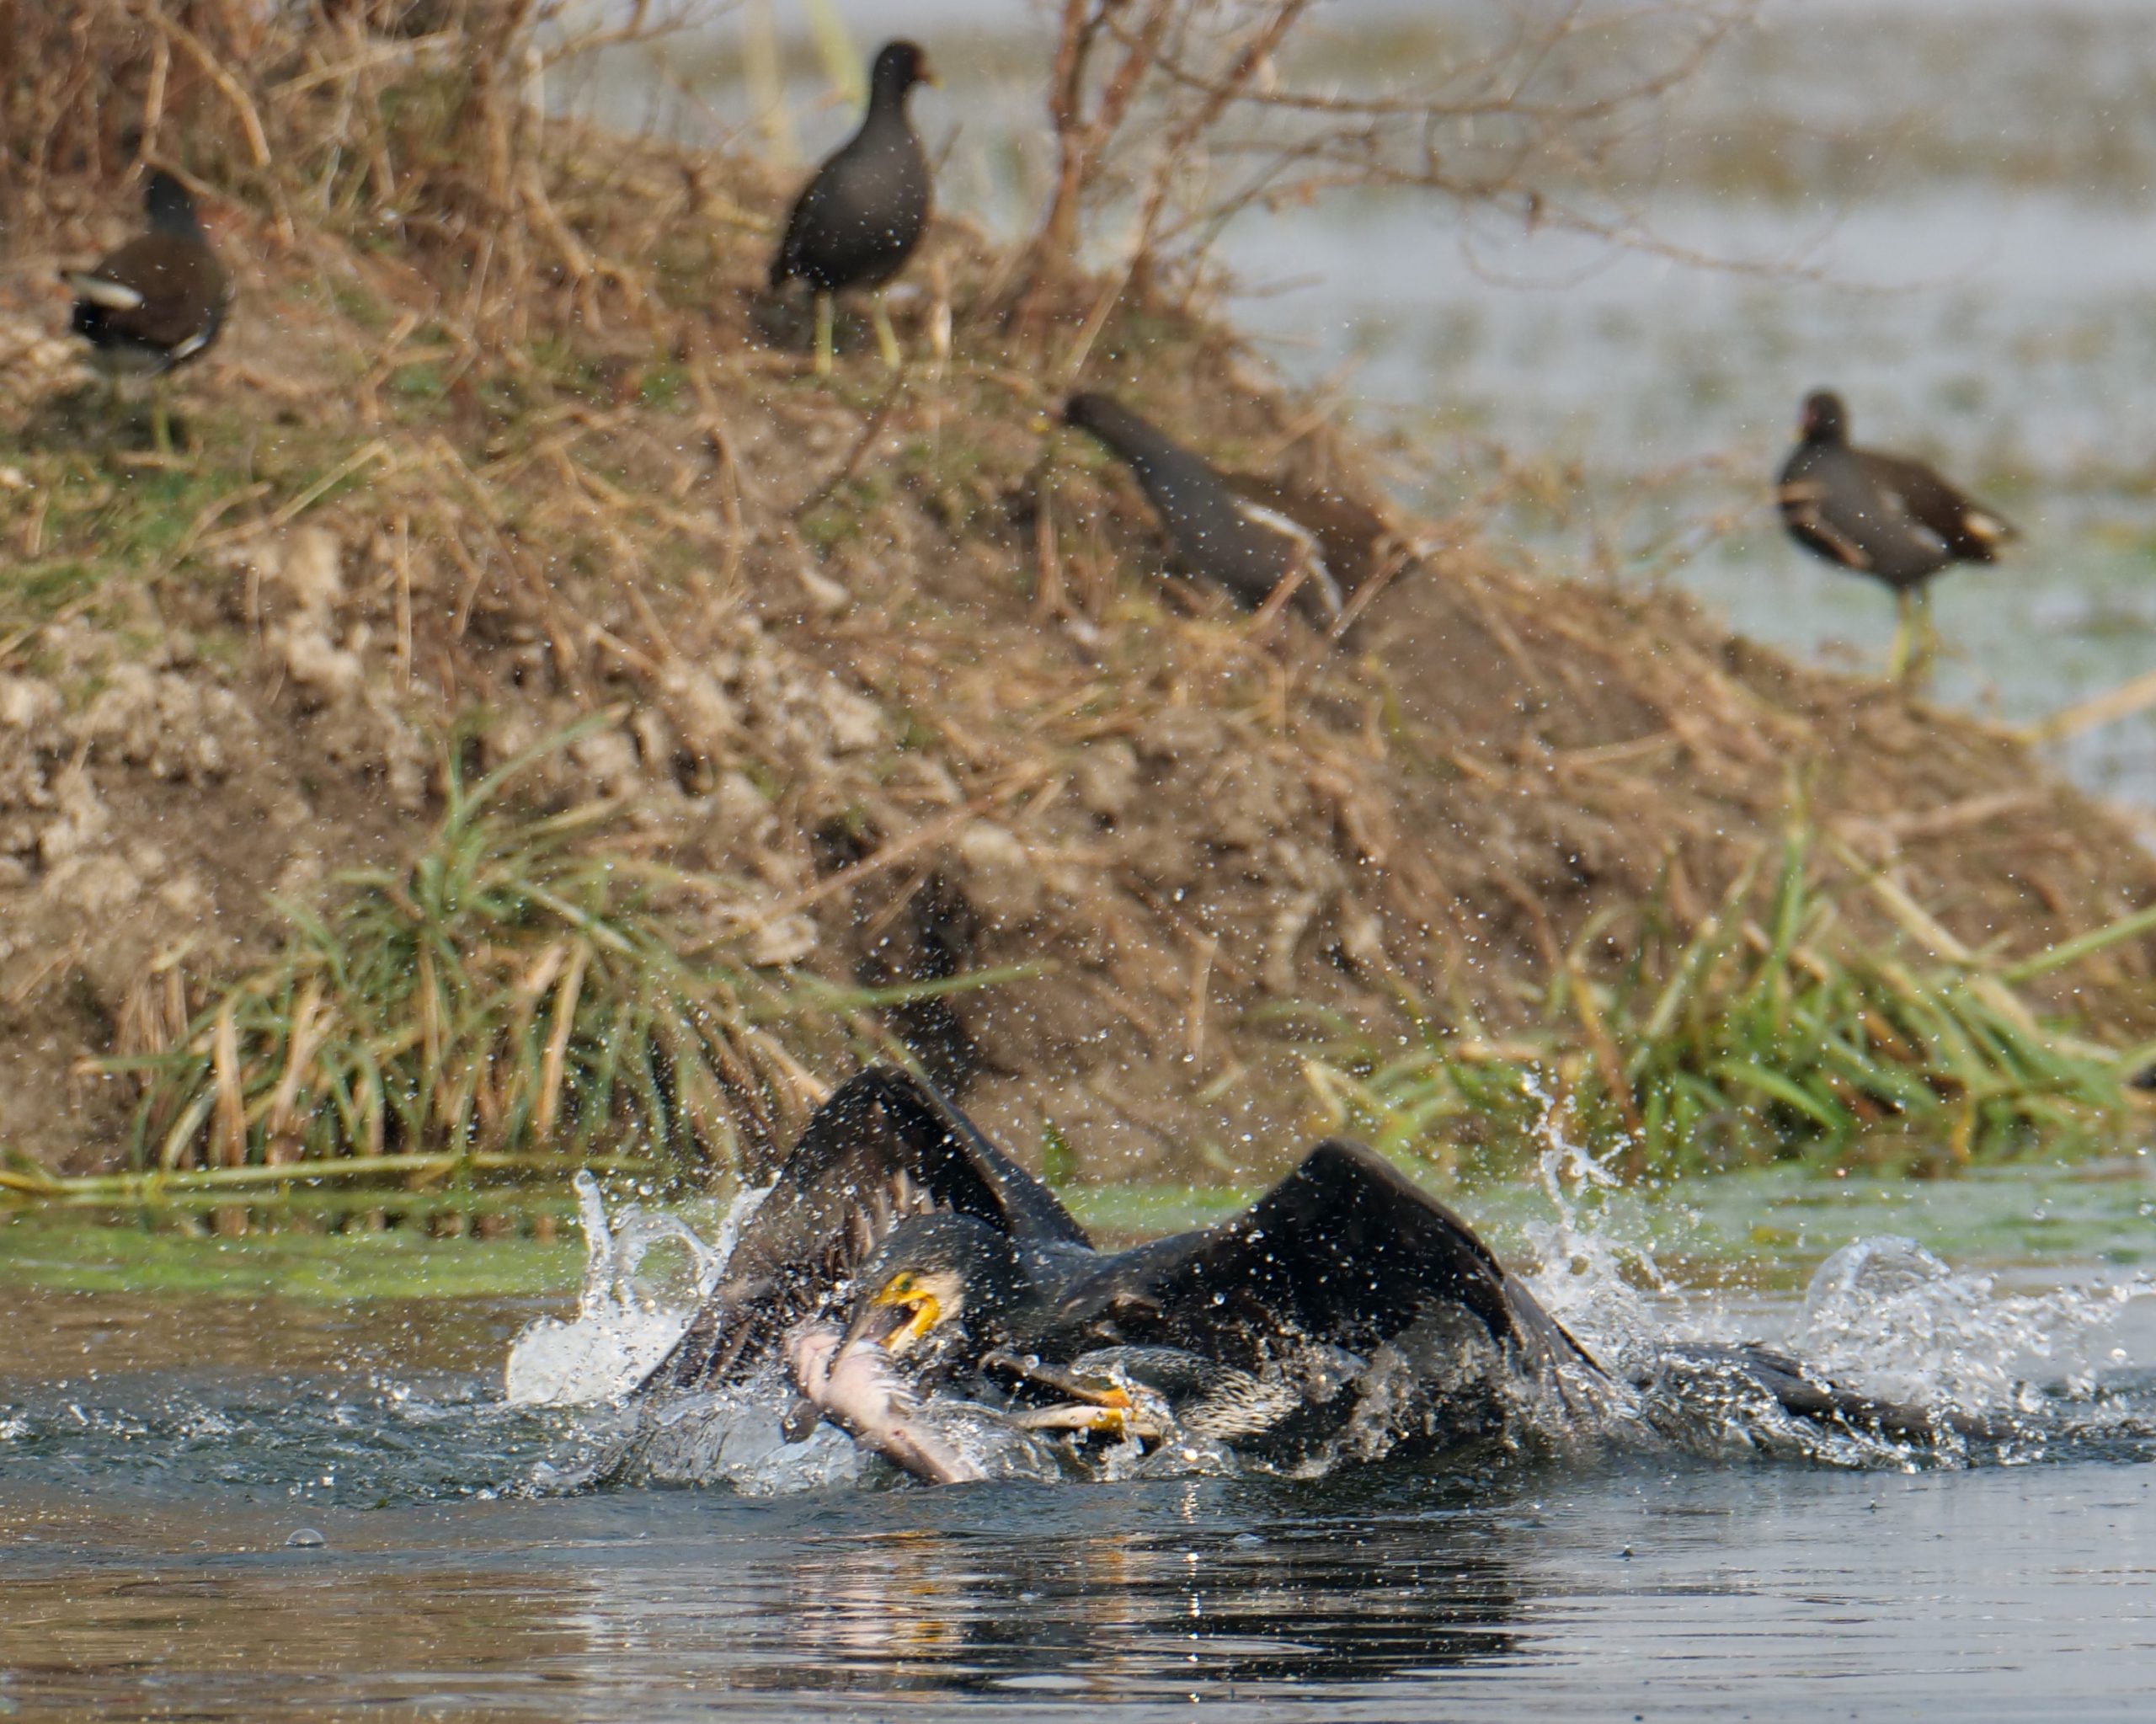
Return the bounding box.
[1776,388,2017,681]
[769,40,936,377]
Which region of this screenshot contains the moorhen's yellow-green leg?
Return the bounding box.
[814,291,836,377]
[149,376,173,457]
[1908,584,1940,686]
[871,291,903,371]
[1886,589,1916,682]
[102,373,125,448]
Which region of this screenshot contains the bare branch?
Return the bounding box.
[1015,0,1764,324]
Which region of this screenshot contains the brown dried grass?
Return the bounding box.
[3,3,2154,1180]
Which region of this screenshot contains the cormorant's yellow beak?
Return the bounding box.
[919,56,941,88]
[848,1273,943,1355]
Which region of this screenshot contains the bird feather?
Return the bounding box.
[64,272,145,312]
[1232,497,1343,617]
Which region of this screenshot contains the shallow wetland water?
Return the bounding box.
[5,1165,2154,1721]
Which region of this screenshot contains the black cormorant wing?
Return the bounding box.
[641,1067,1090,1393]
[1043,1137,1601,1382]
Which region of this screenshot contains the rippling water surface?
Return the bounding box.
[5,1163,2155,1721]
[5,1359,2155,1721]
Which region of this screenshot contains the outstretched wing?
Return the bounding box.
[1045,1137,1600,1380]
[641,1066,1089,1393]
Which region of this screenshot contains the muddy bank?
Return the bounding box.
[3,126,2153,1181]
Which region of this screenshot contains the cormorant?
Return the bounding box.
[638,1067,1961,1482]
[1062,391,1412,629]
[769,40,936,377]
[63,169,232,454]
[1776,389,2018,681]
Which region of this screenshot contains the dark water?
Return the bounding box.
[8,1459,2155,1722]
[4,1273,2153,1721]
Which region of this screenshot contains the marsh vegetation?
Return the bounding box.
[3,1,2153,1204]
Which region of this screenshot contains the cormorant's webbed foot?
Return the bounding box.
[984,1348,1166,1439]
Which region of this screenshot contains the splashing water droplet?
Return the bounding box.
[1790,1236,2148,1412]
[504,1172,772,1406]
[1513,1071,1668,1380]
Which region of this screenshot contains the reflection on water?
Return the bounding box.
[0,1478,1531,1719]
[5,1443,2156,1721]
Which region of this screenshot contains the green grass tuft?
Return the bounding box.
[1304,825,2150,1176]
[107,722,850,1182]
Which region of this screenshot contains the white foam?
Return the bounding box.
[1502,1073,2149,1457]
[504,1172,766,1407]
[1790,1235,2148,1413]
[1512,1072,1673,1380]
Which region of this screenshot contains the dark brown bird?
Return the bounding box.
[634,1066,1978,1485]
[1776,389,2017,681]
[64,169,232,453]
[1062,392,1411,630]
[770,40,936,376]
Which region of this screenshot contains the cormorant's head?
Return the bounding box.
[1799,389,1846,444]
[871,40,937,101]
[841,1212,1027,1358]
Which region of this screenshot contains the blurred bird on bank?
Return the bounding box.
[1777,389,2019,682]
[769,40,936,377]
[63,168,232,456]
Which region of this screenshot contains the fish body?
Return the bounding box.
[787,1322,988,1485]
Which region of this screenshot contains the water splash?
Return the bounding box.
[591,1382,874,1495]
[1500,1070,2150,1463]
[1510,1071,1669,1380]
[590,1374,1071,1494]
[516,1106,2151,1487]
[1790,1236,2148,1414]
[504,1172,769,1407]
[510,1177,1073,1494]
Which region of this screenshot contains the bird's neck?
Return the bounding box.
[1094,418,1182,478]
[147,194,205,244]
[867,76,915,124]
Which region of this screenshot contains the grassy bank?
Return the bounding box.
[3,6,2155,1192]
[1305,825,2156,1178]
